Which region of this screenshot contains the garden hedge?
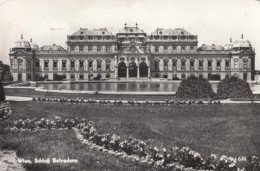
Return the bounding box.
[176,77,214,98]
[217,76,252,99]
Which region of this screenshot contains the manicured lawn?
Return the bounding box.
[1,101,260,170]
[0,129,150,171]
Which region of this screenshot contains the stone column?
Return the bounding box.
[137,66,140,78]
[23,58,26,71]
[126,66,129,78]
[148,66,151,78]
[40,58,44,71]
[159,59,163,71]
[114,66,118,78]
[67,59,70,71]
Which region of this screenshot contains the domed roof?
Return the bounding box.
[40,44,66,52]
[232,34,252,49]
[30,39,39,51]
[198,44,224,51]
[233,39,252,48]
[13,35,31,49]
[224,43,233,50]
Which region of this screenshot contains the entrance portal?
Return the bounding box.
[140,62,148,77]
[118,62,127,77]
[129,62,137,77]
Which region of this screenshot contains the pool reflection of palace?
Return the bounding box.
[9,23,256,81]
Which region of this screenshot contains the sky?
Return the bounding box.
[0,0,260,68]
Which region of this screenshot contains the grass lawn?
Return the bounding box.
[1,101,260,170]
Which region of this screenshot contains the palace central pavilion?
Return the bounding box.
[9,23,256,81]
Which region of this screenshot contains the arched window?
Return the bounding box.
[163,59,168,71]
[243,58,248,69]
[234,58,239,69]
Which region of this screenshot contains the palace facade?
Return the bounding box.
[9,24,256,81]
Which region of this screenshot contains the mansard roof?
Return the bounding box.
[70,28,114,36]
[118,26,146,34]
[197,44,225,51]
[150,28,193,36]
[40,44,67,52]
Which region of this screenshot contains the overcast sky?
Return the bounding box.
[0,0,260,68]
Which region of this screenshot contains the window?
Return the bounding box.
[79,74,84,80]
[97,60,102,70]
[71,74,75,80]
[71,61,75,69]
[234,59,238,69]
[226,74,229,79]
[172,60,177,70]
[163,74,168,79]
[62,61,67,70]
[181,60,186,70]
[70,46,75,52]
[97,46,101,52]
[106,74,110,78]
[18,59,23,70]
[88,46,93,52]
[106,46,110,52]
[35,61,40,70]
[190,60,194,70]
[164,46,167,52]
[243,60,248,69]
[27,74,31,80]
[217,61,221,70]
[225,60,230,69]
[79,45,84,52]
[154,60,159,70]
[208,61,212,70]
[243,73,247,80]
[199,61,203,70]
[10,60,13,69]
[208,73,212,80]
[88,61,93,69]
[27,60,31,69]
[44,61,49,70]
[53,61,58,70]
[181,74,185,79]
[155,46,159,52]
[199,74,203,79]
[106,60,110,71]
[164,60,168,71]
[80,61,84,68]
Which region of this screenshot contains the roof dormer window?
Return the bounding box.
[80,31,84,34]
[130,29,133,32]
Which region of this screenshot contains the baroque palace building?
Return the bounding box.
[9,23,255,81]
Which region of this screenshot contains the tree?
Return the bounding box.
[217,76,252,99]
[0,81,5,102]
[176,77,214,98]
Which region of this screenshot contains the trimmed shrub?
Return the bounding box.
[0,81,5,102]
[176,77,214,98]
[217,76,252,99]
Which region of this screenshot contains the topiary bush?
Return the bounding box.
[217,76,252,99]
[0,81,5,102]
[176,77,214,98]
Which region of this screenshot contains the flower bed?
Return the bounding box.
[32,96,221,106]
[0,102,12,121]
[10,116,260,171]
